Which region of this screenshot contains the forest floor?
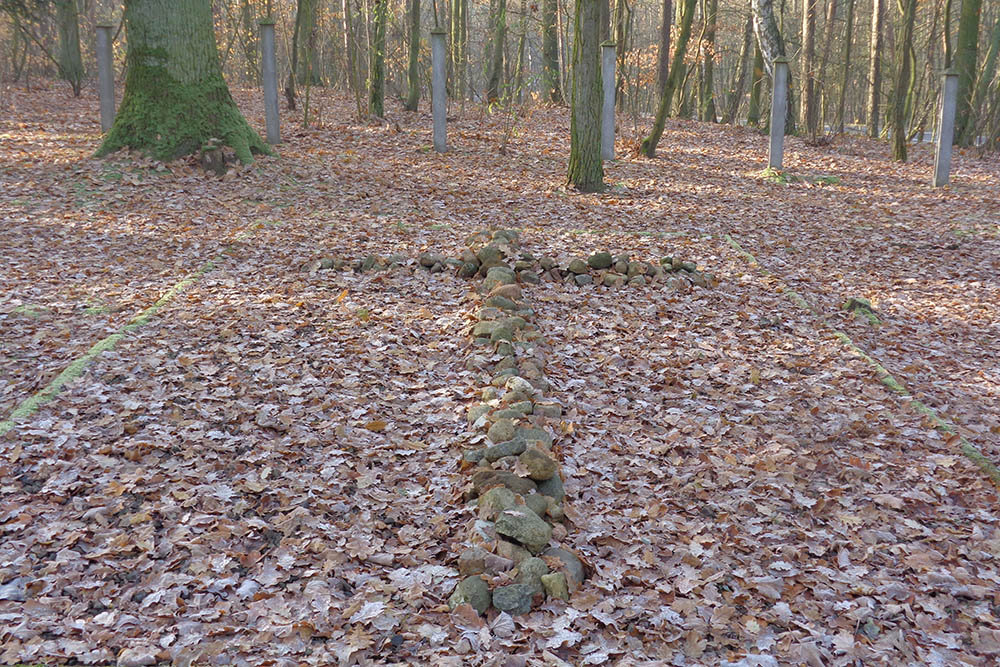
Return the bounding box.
[1,82,1000,665]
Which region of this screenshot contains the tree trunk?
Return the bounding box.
[867,0,884,137]
[725,10,753,124]
[747,42,764,125]
[817,0,838,131]
[800,0,818,137]
[599,0,610,42]
[639,0,696,157]
[95,0,270,164]
[657,0,671,96]
[542,0,562,102]
[698,0,717,122]
[369,0,387,116]
[751,0,795,133]
[567,0,603,191]
[835,0,855,132]
[486,0,507,101]
[514,0,528,100]
[404,0,421,110]
[55,0,83,96]
[970,17,1000,135]
[890,0,916,160]
[451,0,468,99]
[954,0,982,144]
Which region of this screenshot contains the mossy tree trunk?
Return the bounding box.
[954,0,982,145]
[485,0,507,102]
[566,0,603,191]
[747,43,764,125]
[95,0,271,165]
[369,0,388,116]
[404,0,420,110]
[55,0,83,96]
[867,0,884,137]
[698,0,718,122]
[639,0,695,157]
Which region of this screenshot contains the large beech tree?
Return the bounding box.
[96,0,270,164]
[566,0,603,191]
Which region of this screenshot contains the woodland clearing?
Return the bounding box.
[1,83,1000,664]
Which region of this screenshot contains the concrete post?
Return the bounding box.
[260,20,280,144]
[431,29,447,153]
[96,24,115,133]
[933,70,959,187]
[768,57,790,170]
[601,41,616,161]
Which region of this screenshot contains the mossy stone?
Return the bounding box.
[449,576,491,614]
[588,252,613,269]
[567,258,589,274]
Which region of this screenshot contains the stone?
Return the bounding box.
[588,252,613,269]
[319,257,336,270]
[458,547,489,576]
[459,262,479,278]
[627,261,645,278]
[492,408,525,422]
[490,326,514,343]
[477,244,505,270]
[524,492,549,518]
[444,258,464,269]
[429,262,445,273]
[470,519,497,543]
[542,547,585,590]
[520,270,541,284]
[541,573,570,601]
[495,356,518,371]
[482,386,499,401]
[671,256,684,271]
[463,449,486,464]
[484,438,527,462]
[533,401,562,418]
[680,261,697,272]
[546,499,565,521]
[536,473,565,502]
[496,342,514,357]
[496,539,532,564]
[472,321,500,338]
[485,295,518,311]
[515,427,553,448]
[689,272,709,288]
[515,557,551,596]
[614,260,629,274]
[603,273,624,288]
[477,307,503,321]
[492,583,535,616]
[484,553,515,574]
[539,256,556,271]
[478,486,517,520]
[504,376,536,402]
[518,359,543,379]
[484,266,517,291]
[472,469,537,496]
[489,283,522,301]
[502,316,527,330]
[492,229,519,244]
[496,508,552,553]
[519,448,558,480]
[513,260,533,271]
[628,276,647,287]
[487,418,517,443]
[449,575,491,615]
[419,252,446,268]
[461,248,480,265]
[465,403,490,424]
[613,253,630,265]
[567,258,589,275]
[574,274,594,286]
[508,400,534,415]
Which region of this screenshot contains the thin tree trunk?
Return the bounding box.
[567,0,603,191]
[835,0,855,132]
[639,0,696,156]
[514,0,528,100]
[747,42,764,125]
[726,10,753,124]
[542,0,562,102]
[867,0,884,137]
[817,0,838,132]
[698,0,717,122]
[752,0,795,133]
[486,0,507,101]
[55,0,83,96]
[405,0,421,110]
[890,0,916,160]
[800,0,818,137]
[657,0,672,96]
[369,0,388,116]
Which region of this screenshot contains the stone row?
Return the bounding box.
[446,230,587,617]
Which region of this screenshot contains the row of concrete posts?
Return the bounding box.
[93,27,959,187]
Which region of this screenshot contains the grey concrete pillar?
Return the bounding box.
[601,41,616,161]
[431,29,447,153]
[933,70,959,188]
[260,20,280,145]
[96,24,115,133]
[768,57,790,170]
